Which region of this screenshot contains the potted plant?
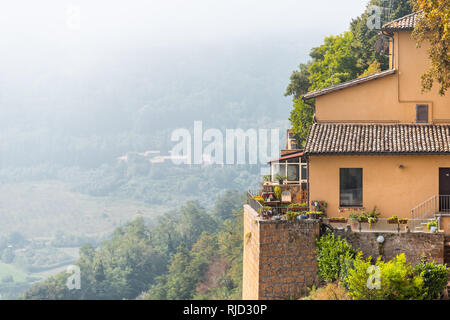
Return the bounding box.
[328,217,347,223]
[427,220,438,233]
[275,174,287,185]
[363,206,380,226]
[288,202,308,212]
[306,211,324,219]
[273,185,282,201]
[399,218,408,224]
[368,217,378,229]
[286,211,300,222]
[388,215,399,224]
[253,196,264,205]
[311,200,327,213]
[357,216,369,223]
[260,206,272,219]
[262,174,271,185]
[348,212,363,231]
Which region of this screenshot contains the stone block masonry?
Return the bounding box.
[243,205,445,300]
[333,228,445,265]
[243,205,320,300]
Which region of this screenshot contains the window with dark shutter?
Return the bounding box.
[416,104,428,123]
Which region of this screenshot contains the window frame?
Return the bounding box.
[270,157,307,184]
[416,104,429,123]
[339,168,363,208]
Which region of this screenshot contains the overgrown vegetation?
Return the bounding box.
[315,233,356,282]
[314,233,449,300]
[414,258,450,299]
[346,253,425,300]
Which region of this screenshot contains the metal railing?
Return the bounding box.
[438,195,450,213]
[411,195,437,221]
[326,218,439,233]
[410,195,450,230]
[247,190,263,214]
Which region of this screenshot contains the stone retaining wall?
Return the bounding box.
[333,227,445,265]
[243,206,445,300]
[243,205,320,300]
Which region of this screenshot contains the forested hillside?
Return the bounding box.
[22,191,245,300]
[0,36,299,298]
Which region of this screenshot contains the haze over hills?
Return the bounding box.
[0,0,368,298]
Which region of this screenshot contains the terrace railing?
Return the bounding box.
[438,195,450,213]
[411,195,437,221]
[247,190,263,214]
[325,218,438,233]
[410,195,450,231]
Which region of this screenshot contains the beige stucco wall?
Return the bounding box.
[441,216,450,235]
[315,31,450,124]
[308,154,450,220]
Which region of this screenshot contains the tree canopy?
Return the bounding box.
[22,192,245,300]
[411,0,450,95]
[285,0,413,146]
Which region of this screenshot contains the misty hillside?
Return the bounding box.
[0,35,314,298]
[0,0,369,299]
[0,37,312,168]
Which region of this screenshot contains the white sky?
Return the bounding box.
[0,0,368,48]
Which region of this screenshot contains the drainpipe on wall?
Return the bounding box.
[302,97,315,210]
[381,30,394,70]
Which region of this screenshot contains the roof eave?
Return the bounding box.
[302,69,396,100]
[380,27,414,32]
[305,151,450,156]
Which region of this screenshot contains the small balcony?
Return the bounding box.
[267,150,307,186]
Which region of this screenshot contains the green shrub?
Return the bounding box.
[338,255,355,288]
[346,253,424,300]
[315,233,355,282]
[414,259,449,299]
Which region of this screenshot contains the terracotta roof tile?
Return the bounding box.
[382,11,421,31]
[304,123,450,155]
